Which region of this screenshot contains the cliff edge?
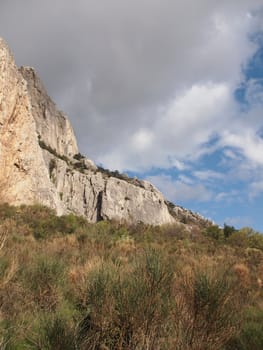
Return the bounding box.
[0,38,178,225]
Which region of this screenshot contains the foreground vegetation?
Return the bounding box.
[0,204,262,349]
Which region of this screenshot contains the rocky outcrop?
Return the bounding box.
[0,37,175,225]
[166,201,212,228]
[0,38,61,210]
[19,66,78,159]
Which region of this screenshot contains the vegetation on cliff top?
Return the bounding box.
[0,203,262,349]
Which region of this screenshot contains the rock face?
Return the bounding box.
[0,38,175,225]
[19,66,78,159]
[0,38,61,210]
[165,201,212,228]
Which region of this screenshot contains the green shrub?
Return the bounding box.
[223,223,237,239]
[22,256,65,310]
[13,205,87,238]
[77,249,174,349]
[57,214,86,235]
[227,230,249,248]
[0,204,261,349]
[17,205,57,239]
[73,161,88,173]
[38,139,70,164]
[226,227,263,250]
[25,314,75,350]
[204,225,224,241]
[0,203,17,220]
[73,153,85,161]
[248,233,263,251]
[225,307,263,350]
[173,268,246,350]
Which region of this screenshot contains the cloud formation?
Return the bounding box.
[146,174,213,203]
[1,1,263,228]
[1,0,262,167]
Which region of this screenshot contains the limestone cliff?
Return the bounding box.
[0,38,177,225]
[19,66,78,159]
[0,38,61,210]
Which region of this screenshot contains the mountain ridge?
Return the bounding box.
[0,37,211,227]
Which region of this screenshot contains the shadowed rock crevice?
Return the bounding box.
[96,191,104,222]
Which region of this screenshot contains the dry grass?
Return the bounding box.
[0,203,262,349]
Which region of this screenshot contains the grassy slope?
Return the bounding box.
[0,204,262,349]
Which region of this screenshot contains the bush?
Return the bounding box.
[223,224,237,239]
[77,249,174,349]
[0,203,17,220]
[227,227,263,251]
[73,153,85,161]
[0,204,261,349]
[173,268,246,350]
[227,230,249,248]
[11,205,87,239]
[204,225,224,241]
[17,205,58,239]
[22,256,65,310]
[57,214,86,235]
[26,314,76,350]
[248,233,263,251]
[225,307,263,350]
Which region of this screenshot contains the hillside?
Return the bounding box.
[1,36,263,350]
[0,203,263,349]
[0,37,214,229]
[0,37,177,226]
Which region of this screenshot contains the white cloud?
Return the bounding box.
[223,149,240,160]
[178,175,194,185]
[249,180,263,199]
[1,1,263,216]
[100,82,234,171]
[245,79,263,106]
[221,130,263,166]
[146,174,213,203]
[193,170,225,181]
[215,190,241,203]
[130,129,154,151]
[1,0,262,172]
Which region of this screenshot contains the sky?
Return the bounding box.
[1,0,263,231]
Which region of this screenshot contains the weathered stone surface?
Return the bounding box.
[19,66,78,158]
[101,177,173,225]
[83,158,97,171]
[0,38,61,210]
[0,37,175,225]
[0,38,213,227]
[166,201,213,228]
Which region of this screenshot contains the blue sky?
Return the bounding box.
[138,39,263,231]
[125,38,263,231]
[1,1,263,231]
